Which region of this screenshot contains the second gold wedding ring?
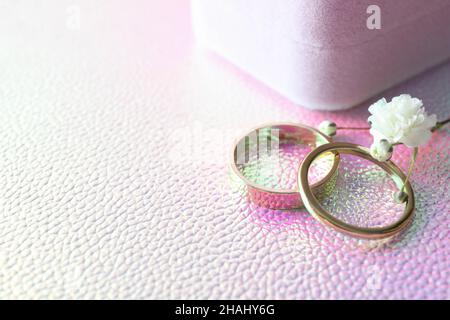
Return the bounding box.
[298,142,415,239]
[230,123,339,210]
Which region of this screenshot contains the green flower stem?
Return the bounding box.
[401,147,418,194]
[337,117,449,132]
[432,118,450,132]
[336,127,370,130]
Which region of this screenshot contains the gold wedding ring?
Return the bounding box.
[231,123,339,210]
[298,142,415,239]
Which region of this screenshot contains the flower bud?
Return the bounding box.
[370,139,393,162]
[318,120,337,136]
[393,190,408,203]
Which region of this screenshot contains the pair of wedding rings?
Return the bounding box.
[230,123,415,239]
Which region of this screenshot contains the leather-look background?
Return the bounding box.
[0,0,448,299]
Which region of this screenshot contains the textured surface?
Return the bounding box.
[0,0,449,299]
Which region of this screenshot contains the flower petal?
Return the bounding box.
[400,128,432,147]
[367,94,437,148]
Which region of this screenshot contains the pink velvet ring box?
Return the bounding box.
[192,0,450,110]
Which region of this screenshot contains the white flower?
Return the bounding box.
[368,94,437,147]
[370,139,393,162]
[318,120,337,136]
